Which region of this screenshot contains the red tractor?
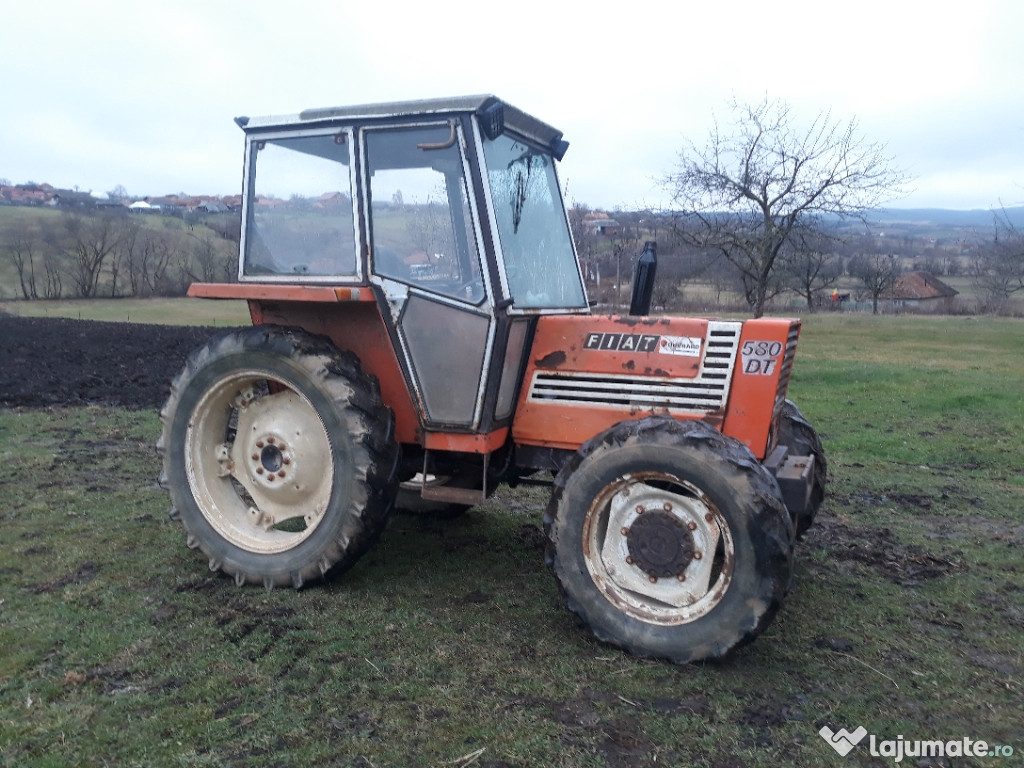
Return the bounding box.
[159,96,825,663]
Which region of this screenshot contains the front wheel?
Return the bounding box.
[544,417,793,664]
[158,326,398,588]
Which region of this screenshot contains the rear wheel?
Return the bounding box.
[777,399,827,537]
[544,417,793,664]
[158,326,398,588]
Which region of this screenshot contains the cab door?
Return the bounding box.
[362,121,496,430]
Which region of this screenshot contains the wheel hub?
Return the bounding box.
[260,443,284,473]
[626,510,695,579]
[220,388,333,540]
[246,434,291,484]
[597,480,723,611]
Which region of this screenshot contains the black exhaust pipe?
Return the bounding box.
[629,241,658,316]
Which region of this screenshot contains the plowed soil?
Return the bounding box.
[0,314,226,409]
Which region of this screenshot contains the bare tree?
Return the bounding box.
[116,217,143,296]
[126,228,175,296]
[662,96,908,316]
[42,252,64,299]
[848,253,902,314]
[188,235,223,284]
[607,218,642,311]
[971,207,1024,312]
[568,202,600,289]
[116,218,172,296]
[781,232,843,310]
[168,232,236,292]
[3,222,43,299]
[62,211,124,298]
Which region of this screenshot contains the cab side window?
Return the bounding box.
[244,132,358,279]
[365,125,484,304]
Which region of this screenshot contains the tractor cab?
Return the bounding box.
[205,96,587,443]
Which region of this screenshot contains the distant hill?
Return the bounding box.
[867,206,1024,228]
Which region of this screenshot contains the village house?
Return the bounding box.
[0,183,57,206]
[881,271,959,313]
[582,211,622,236]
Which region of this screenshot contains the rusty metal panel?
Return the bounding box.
[512,315,743,451]
[525,314,708,378]
[721,318,801,458]
[189,283,374,302]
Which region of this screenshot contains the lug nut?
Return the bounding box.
[256,467,264,475]
[663,502,672,511]
[277,470,286,478]
[688,521,698,531]
[267,436,275,444]
[648,576,658,584]
[620,527,630,536]
[256,440,265,448]
[636,505,645,514]
[283,457,291,465]
[251,453,259,461]
[693,551,703,560]
[278,443,287,451]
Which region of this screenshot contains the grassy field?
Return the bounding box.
[1,314,1022,766]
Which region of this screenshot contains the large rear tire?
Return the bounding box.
[544,417,793,664]
[158,326,398,588]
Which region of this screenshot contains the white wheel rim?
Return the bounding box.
[583,472,734,625]
[185,370,334,554]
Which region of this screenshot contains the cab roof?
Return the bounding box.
[235,94,568,159]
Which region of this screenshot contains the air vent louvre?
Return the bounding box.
[774,323,801,414]
[528,321,742,414]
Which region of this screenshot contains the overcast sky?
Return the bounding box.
[3,0,1023,211]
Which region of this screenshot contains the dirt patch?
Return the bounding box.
[28,560,100,593]
[804,516,967,586]
[0,314,228,410]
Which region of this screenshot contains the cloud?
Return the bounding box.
[2,0,1022,209]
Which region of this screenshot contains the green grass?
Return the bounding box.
[1,315,1023,766]
[0,297,251,326]
[791,315,1023,513]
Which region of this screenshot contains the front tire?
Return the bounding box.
[544,417,793,664]
[158,326,398,588]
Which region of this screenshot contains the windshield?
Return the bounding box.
[482,134,586,309]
